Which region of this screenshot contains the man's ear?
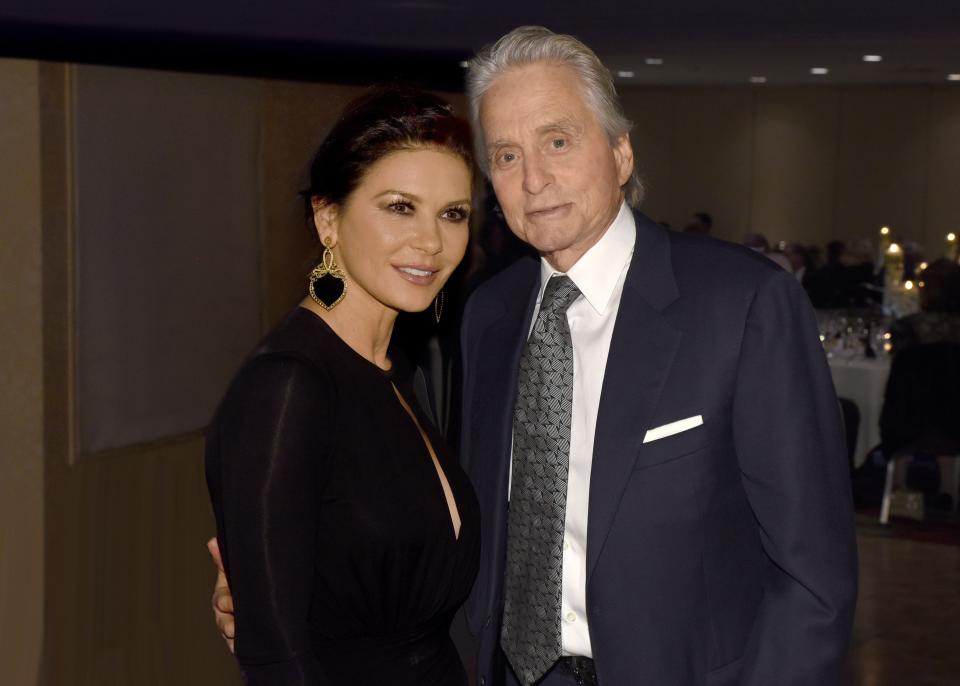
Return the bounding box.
[311,197,339,246]
[612,133,635,188]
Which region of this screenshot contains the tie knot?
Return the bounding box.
[540,275,581,315]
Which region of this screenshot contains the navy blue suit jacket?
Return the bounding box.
[459,211,857,686]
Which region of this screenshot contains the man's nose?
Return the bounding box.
[521,152,552,195]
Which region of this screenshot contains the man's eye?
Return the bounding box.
[552,138,566,149]
[389,201,414,213]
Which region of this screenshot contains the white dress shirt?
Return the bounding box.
[511,201,637,658]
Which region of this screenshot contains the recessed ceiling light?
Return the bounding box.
[645,57,664,66]
[863,55,883,63]
[750,76,767,84]
[811,67,829,75]
[948,74,960,81]
[458,60,469,69]
[616,70,635,78]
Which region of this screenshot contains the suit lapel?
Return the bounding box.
[586,212,682,581]
[466,258,540,626]
[471,260,540,475]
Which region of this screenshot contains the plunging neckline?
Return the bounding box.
[392,382,463,542]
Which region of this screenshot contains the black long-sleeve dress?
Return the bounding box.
[206,307,480,685]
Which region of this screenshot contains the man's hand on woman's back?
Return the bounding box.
[207,537,235,654]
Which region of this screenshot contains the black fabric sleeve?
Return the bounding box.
[208,354,334,685]
[731,270,858,685]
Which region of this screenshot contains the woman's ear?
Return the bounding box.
[311,197,339,246]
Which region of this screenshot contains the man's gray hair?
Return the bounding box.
[466,25,644,207]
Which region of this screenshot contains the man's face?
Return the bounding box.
[479,61,633,271]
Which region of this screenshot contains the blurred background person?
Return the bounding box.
[890,257,960,350]
[682,210,712,234]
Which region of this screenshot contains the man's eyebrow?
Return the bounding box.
[536,118,582,135]
[486,139,513,153]
[485,119,582,154]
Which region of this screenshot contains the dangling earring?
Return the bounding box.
[434,290,444,324]
[308,237,347,310]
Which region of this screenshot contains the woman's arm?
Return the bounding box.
[206,355,333,685]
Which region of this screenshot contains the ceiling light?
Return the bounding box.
[616,70,635,78]
[811,67,829,75]
[862,55,883,63]
[645,57,663,66]
[750,76,767,84]
[949,74,960,81]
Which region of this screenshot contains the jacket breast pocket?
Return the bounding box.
[634,422,709,470]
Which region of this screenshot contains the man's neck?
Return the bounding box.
[541,201,624,273]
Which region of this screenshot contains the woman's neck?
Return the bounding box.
[300,295,397,370]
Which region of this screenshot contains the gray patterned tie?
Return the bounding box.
[501,274,582,686]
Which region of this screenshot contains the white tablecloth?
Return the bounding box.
[828,357,891,467]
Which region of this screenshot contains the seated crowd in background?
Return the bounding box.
[752,237,884,309]
[889,258,960,350]
[734,232,960,319]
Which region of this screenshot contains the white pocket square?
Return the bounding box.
[643,415,704,444]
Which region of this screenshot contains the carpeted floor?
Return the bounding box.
[843,534,960,685]
[855,509,960,546]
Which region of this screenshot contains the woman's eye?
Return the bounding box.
[442,207,470,222]
[498,151,517,165]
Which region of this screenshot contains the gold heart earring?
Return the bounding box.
[308,237,347,310]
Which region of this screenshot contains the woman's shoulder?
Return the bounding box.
[249,307,339,371]
[215,309,339,418]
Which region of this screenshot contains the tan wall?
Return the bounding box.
[36,62,244,686]
[0,58,45,686]
[622,85,960,255]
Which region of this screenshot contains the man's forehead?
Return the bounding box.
[479,64,592,138]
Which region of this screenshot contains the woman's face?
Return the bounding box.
[314,148,472,315]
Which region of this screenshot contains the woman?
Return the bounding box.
[205,86,480,685]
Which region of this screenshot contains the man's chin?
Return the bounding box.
[519,225,576,255]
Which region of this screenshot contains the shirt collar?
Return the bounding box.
[538,201,637,315]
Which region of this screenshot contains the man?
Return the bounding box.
[784,243,810,286]
[212,26,857,686]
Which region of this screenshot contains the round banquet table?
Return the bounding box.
[828,355,891,467]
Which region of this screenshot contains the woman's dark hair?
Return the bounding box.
[303,84,474,214]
